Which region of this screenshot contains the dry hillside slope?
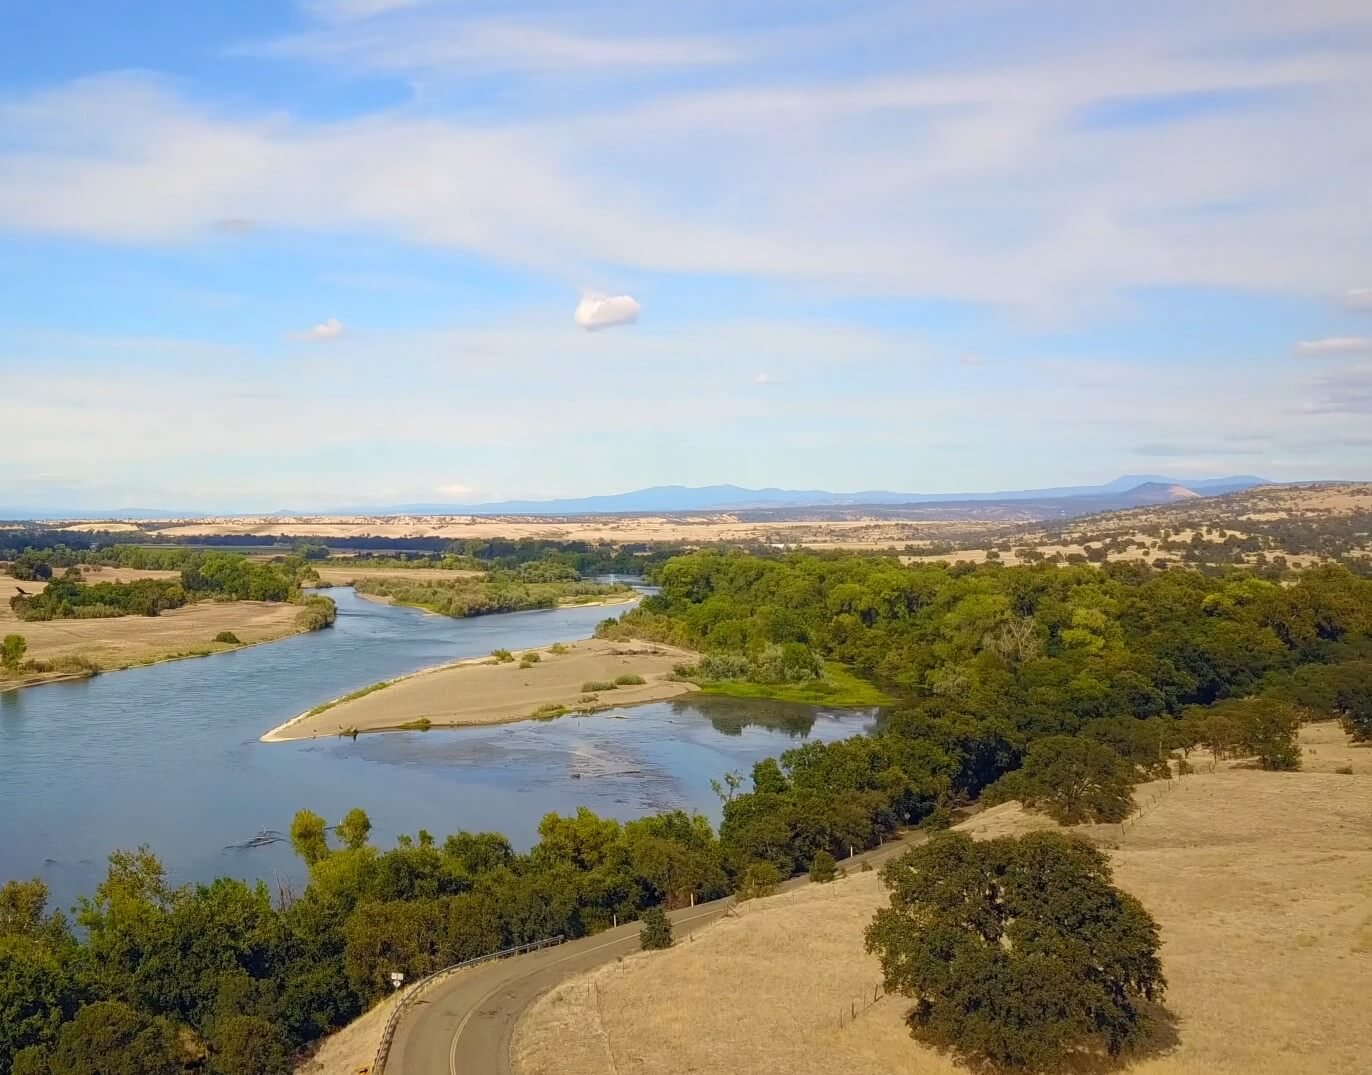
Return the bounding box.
[513,722,1372,1075]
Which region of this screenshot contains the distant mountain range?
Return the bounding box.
[0,475,1276,523]
[360,474,1270,516]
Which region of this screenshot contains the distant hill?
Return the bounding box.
[1,475,1275,523]
[367,475,1272,516]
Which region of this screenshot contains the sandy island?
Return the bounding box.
[261,637,700,741]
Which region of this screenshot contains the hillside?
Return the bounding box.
[513,723,1372,1075]
[905,481,1372,569]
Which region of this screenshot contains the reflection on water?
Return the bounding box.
[0,588,872,909]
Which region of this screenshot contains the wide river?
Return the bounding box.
[0,588,875,909]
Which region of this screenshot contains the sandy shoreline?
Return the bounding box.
[261,637,700,742]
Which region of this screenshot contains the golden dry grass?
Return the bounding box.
[262,638,699,741]
[0,568,307,686]
[514,723,1372,1075]
[294,989,402,1075]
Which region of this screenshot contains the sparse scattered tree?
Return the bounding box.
[809,850,838,883]
[866,832,1165,1073]
[1,634,25,672]
[638,907,673,950]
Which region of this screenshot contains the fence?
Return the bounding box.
[837,981,887,1029]
[371,935,565,1074]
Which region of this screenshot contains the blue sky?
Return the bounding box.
[2,0,1370,512]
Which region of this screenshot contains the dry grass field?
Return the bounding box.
[0,567,308,687]
[514,723,1372,1075]
[262,638,698,741]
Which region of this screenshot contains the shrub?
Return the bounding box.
[580,679,617,692]
[491,649,514,663]
[614,673,646,686]
[519,657,536,669]
[522,651,542,663]
[548,642,570,655]
[397,718,432,731]
[530,703,568,720]
[809,850,838,883]
[639,906,674,950]
[866,832,1166,1073]
[213,631,241,645]
[736,860,782,901]
[1,633,26,672]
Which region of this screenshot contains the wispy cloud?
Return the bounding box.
[290,317,344,341]
[1295,336,1371,356]
[434,482,475,498]
[1345,288,1372,311]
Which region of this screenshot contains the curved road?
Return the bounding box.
[389,831,924,1075]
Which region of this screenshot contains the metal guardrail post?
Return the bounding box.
[370,935,565,1074]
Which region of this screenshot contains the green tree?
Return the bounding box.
[290,809,331,866]
[866,832,1165,1073]
[809,850,838,883]
[336,808,372,851]
[208,1015,293,1075]
[0,635,25,672]
[984,737,1135,823]
[638,907,673,950]
[48,1002,181,1075]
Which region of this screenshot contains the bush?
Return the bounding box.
[530,703,568,720]
[639,906,674,950]
[519,657,536,669]
[491,649,514,663]
[809,850,838,883]
[614,673,646,686]
[866,832,1166,1073]
[293,595,336,631]
[1,633,26,671]
[580,679,617,692]
[213,631,241,645]
[736,861,782,901]
[548,642,570,655]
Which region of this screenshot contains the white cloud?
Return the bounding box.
[1,5,1371,314]
[290,317,344,341]
[434,482,475,498]
[301,0,424,21]
[1295,336,1371,356]
[1345,288,1372,311]
[754,372,778,385]
[574,292,640,331]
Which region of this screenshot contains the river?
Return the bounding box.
[0,588,875,909]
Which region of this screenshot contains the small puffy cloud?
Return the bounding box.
[574,292,640,331]
[958,353,987,366]
[1294,336,1371,356]
[754,372,779,385]
[435,482,475,498]
[290,317,344,341]
[1345,289,1372,311]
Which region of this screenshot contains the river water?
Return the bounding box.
[0,589,875,908]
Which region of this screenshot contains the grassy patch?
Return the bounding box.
[614,673,647,686]
[580,679,618,692]
[548,642,570,655]
[306,678,393,718]
[491,648,515,663]
[530,702,569,720]
[696,663,891,707]
[396,717,433,731]
[213,630,242,645]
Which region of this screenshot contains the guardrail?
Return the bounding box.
[371,935,565,1074]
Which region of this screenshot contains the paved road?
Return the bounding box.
[389,830,924,1075]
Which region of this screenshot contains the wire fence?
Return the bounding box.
[837,981,888,1029]
[371,934,565,1074]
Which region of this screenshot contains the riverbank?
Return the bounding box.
[260,637,701,741]
[0,570,315,689]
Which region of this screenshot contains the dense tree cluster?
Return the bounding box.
[5,552,316,623]
[351,571,631,619]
